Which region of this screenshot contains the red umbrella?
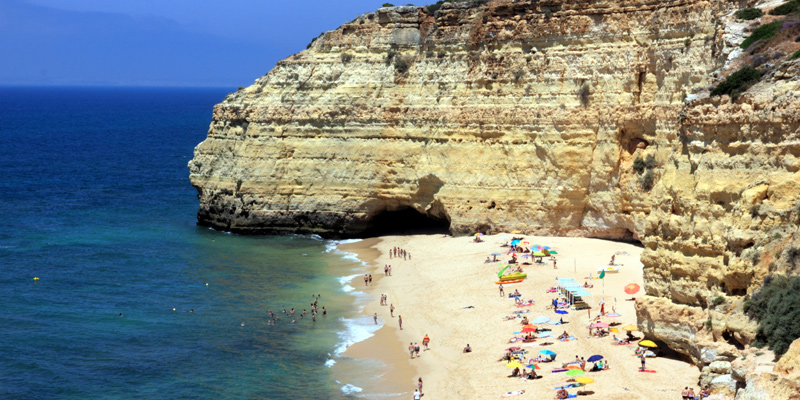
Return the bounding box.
[624,283,641,295]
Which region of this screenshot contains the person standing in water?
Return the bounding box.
[374,313,378,325]
[398,315,403,330]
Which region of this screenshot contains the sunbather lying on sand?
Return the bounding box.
[557,331,570,340]
[555,388,569,399]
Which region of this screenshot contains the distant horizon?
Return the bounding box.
[1,0,429,87]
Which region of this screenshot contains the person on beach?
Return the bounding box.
[556,388,569,399]
[409,343,415,359]
[323,306,327,316]
[291,308,295,315]
[688,388,696,399]
[388,265,392,276]
[418,377,423,394]
[499,284,504,297]
[682,387,689,399]
[385,265,389,275]
[369,274,373,285]
[390,304,395,317]
[374,313,378,325]
[413,388,422,400]
[414,343,420,357]
[398,315,403,330]
[422,334,430,350]
[364,275,368,286]
[553,258,557,269]
[463,344,472,353]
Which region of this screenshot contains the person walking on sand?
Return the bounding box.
[499,284,504,297]
[418,377,423,394]
[409,342,415,359]
[553,258,557,269]
[422,334,430,350]
[414,343,420,357]
[374,313,378,325]
[413,388,421,400]
[369,274,373,285]
[399,315,403,330]
[390,304,395,317]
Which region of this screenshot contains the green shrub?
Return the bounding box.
[514,69,525,81]
[633,157,646,174]
[769,0,799,15]
[394,56,411,74]
[736,8,764,20]
[713,295,726,306]
[791,49,800,60]
[710,67,762,97]
[426,0,454,13]
[750,204,760,217]
[740,21,783,49]
[705,317,713,330]
[641,170,655,191]
[340,53,354,64]
[579,83,590,107]
[644,154,655,169]
[386,50,398,66]
[382,3,395,7]
[745,275,800,355]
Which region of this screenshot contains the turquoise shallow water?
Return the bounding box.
[0,87,379,399]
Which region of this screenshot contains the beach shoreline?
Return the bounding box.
[338,232,701,400]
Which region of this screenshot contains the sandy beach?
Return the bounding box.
[339,233,701,400]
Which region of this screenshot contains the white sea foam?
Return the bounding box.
[340,384,363,395]
[323,238,362,253]
[334,316,382,356]
[325,359,336,367]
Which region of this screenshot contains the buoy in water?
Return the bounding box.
[33,277,39,281]
[205,283,209,286]
[172,308,176,311]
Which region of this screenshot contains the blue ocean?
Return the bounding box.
[0,87,382,399]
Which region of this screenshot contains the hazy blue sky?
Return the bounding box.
[0,0,425,87]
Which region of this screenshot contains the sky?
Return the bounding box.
[0,0,426,87]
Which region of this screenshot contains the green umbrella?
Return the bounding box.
[548,250,558,255]
[533,252,546,257]
[565,369,585,377]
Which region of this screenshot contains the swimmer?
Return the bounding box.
[241,322,245,327]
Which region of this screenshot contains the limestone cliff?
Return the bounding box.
[190,1,800,396]
[189,0,730,237]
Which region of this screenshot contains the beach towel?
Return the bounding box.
[554,383,583,390]
[500,390,525,397]
[551,368,568,373]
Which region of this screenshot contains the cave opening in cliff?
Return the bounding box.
[361,207,450,237]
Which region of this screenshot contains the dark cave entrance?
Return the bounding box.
[361,207,451,237]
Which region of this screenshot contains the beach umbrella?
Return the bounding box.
[609,328,619,333]
[538,350,556,355]
[592,322,609,328]
[520,254,531,258]
[474,232,484,236]
[510,240,521,245]
[491,252,501,256]
[639,340,658,348]
[543,246,551,249]
[506,361,524,368]
[622,324,639,331]
[548,320,562,325]
[587,355,603,362]
[548,250,558,255]
[606,312,621,317]
[522,326,537,333]
[533,252,546,257]
[538,331,553,338]
[555,310,568,314]
[525,364,541,370]
[565,369,585,377]
[624,283,641,295]
[575,377,594,384]
[532,316,551,324]
[523,241,530,245]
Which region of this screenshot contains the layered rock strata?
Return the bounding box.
[189,0,729,237]
[190,1,800,397]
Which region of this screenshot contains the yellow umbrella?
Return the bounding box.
[639,340,658,348]
[506,361,524,368]
[575,377,594,384]
[622,324,639,331]
[609,328,619,333]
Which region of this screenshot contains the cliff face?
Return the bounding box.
[189,0,728,237]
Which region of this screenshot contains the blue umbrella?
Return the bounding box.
[538,331,553,338]
[555,310,568,315]
[510,240,521,245]
[491,252,501,256]
[532,316,551,324]
[538,350,557,355]
[587,355,603,362]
